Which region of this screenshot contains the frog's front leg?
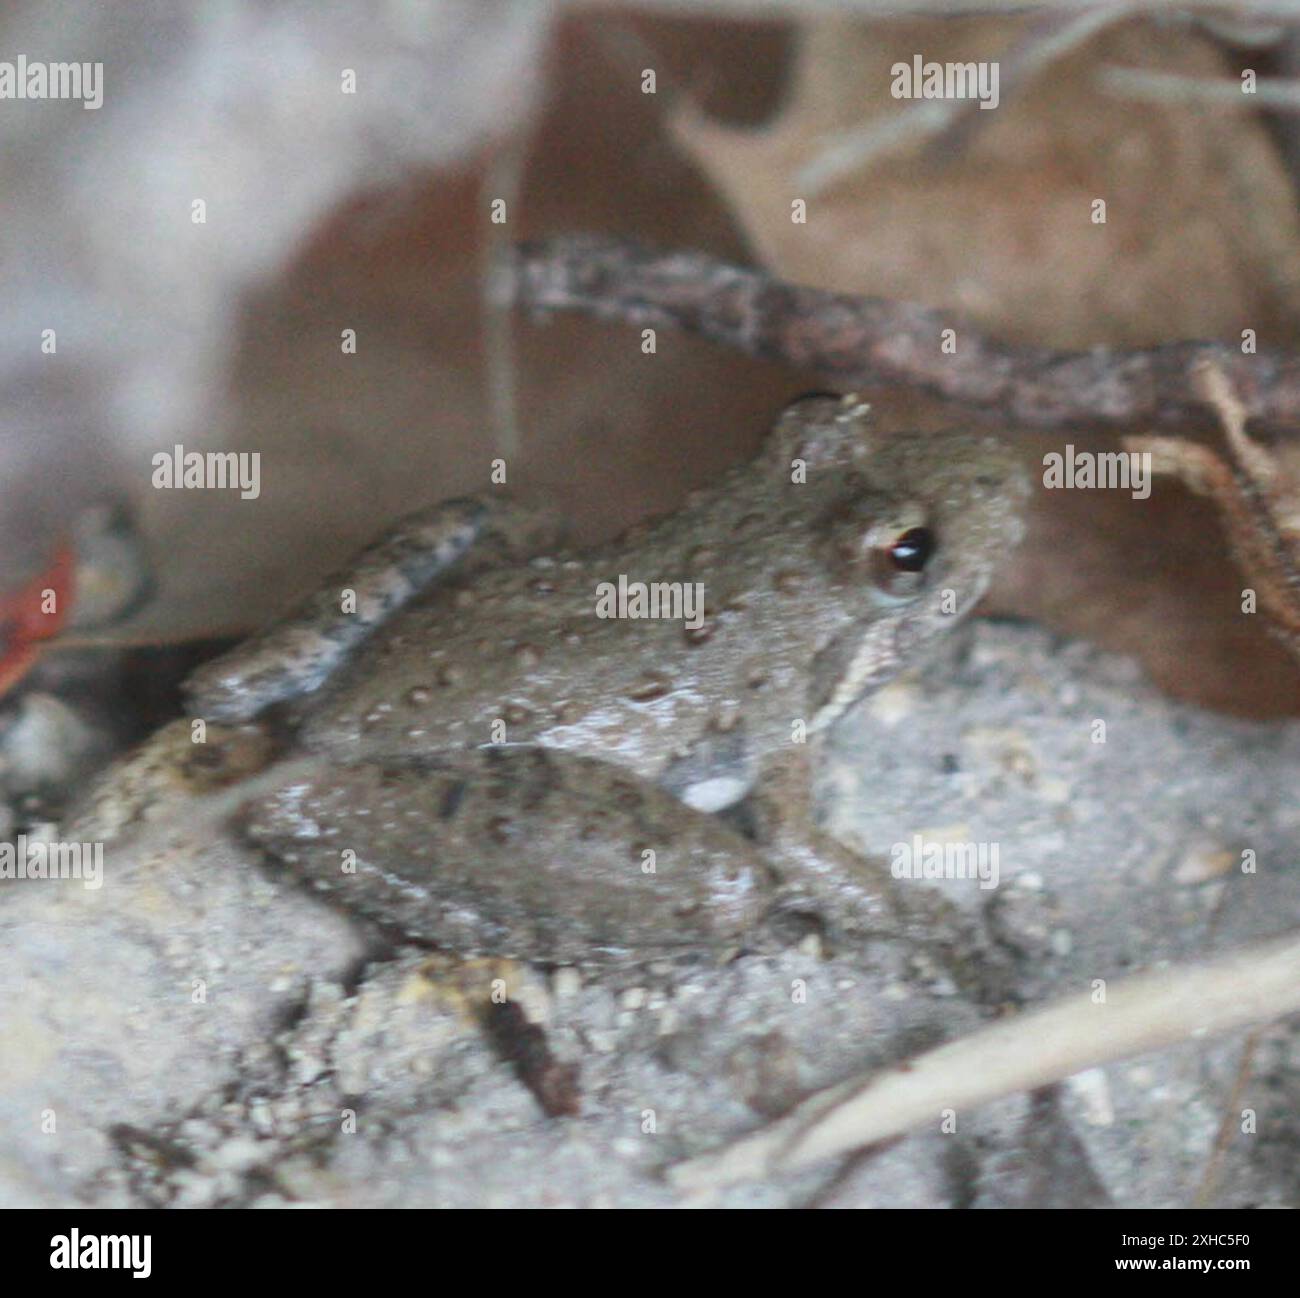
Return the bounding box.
[751,746,975,943]
[753,745,1015,999]
[241,746,781,965]
[748,743,896,941]
[185,496,564,723]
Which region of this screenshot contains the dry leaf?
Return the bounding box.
[671,15,1300,347]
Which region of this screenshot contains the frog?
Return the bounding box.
[179,393,1029,965]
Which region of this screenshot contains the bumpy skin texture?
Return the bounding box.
[185,498,566,723]
[295,399,1023,775]
[212,396,1029,962]
[246,749,777,964]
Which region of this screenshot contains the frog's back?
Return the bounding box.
[296,464,856,772]
[296,396,1028,771]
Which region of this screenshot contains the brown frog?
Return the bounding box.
[177,394,1028,963]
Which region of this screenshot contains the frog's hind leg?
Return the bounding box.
[242,746,780,965]
[185,497,564,723]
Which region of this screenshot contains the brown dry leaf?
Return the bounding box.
[670,15,1300,348]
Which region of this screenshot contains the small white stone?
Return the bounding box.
[864,680,923,728]
[1068,1067,1115,1126]
[1173,840,1233,885]
[682,775,748,813]
[1038,777,1071,805]
[209,1136,264,1172]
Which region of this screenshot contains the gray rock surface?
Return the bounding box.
[0,823,365,1205]
[1,621,1296,1207]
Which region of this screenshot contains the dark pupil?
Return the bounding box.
[889,527,934,572]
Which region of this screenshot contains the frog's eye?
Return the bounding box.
[867,522,934,597]
[818,498,935,597]
[887,527,935,573]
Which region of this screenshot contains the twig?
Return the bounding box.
[1102,65,1300,109]
[798,6,1136,191]
[1192,1027,1262,1208]
[483,138,528,462]
[1125,359,1300,654]
[572,1,1300,18]
[509,236,1300,429]
[670,932,1300,1191]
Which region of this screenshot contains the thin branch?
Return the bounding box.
[509,235,1300,429]
[670,932,1300,1191]
[1102,65,1300,109]
[1125,359,1300,654]
[1192,1027,1262,1208]
[798,6,1137,192]
[483,138,528,462]
[571,0,1300,18]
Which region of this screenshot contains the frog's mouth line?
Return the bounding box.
[808,575,989,735]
